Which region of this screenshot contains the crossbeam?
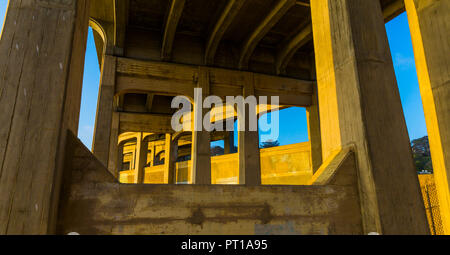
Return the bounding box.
[115,57,314,107]
[119,112,174,134]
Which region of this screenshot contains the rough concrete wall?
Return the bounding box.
[57,135,362,235]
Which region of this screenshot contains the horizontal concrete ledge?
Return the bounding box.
[57,182,363,235]
[58,132,362,235]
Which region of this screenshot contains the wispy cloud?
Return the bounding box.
[394,53,415,70]
[78,125,94,149]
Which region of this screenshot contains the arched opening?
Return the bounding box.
[256,106,311,185]
[258,107,308,148]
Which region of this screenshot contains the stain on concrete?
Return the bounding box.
[187,207,205,226]
[259,203,273,224]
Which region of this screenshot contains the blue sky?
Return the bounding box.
[0,2,427,149]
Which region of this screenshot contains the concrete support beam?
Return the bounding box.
[238,0,296,69]
[161,0,186,61]
[238,73,261,185]
[275,24,312,75]
[117,143,124,175]
[133,133,148,184]
[0,0,90,234]
[306,86,322,174]
[204,0,246,65]
[164,134,178,184]
[115,57,314,106]
[107,112,121,177]
[113,0,130,55]
[405,0,450,234]
[92,55,116,167]
[130,150,136,170]
[191,68,212,184]
[149,142,156,167]
[311,0,429,234]
[383,0,405,22]
[224,131,235,154]
[118,112,174,134]
[146,94,154,112]
[275,0,405,76]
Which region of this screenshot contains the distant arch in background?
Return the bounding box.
[89,18,107,47]
[88,18,113,67]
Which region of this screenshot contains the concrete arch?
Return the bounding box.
[89,18,108,48]
[155,150,165,165]
[88,18,114,64]
[118,136,137,148]
[173,131,191,142]
[118,132,139,146]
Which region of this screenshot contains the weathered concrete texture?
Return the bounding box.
[191,67,212,184]
[0,0,90,234]
[405,0,450,234]
[92,55,116,168]
[57,135,362,235]
[239,73,261,185]
[311,0,429,234]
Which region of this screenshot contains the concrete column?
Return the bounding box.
[92,55,116,167]
[0,0,90,234]
[131,150,136,170]
[306,85,322,174]
[149,142,156,167]
[110,138,124,181]
[117,144,124,173]
[238,73,261,185]
[164,134,178,184]
[405,0,450,234]
[224,131,235,154]
[191,68,211,184]
[310,0,428,234]
[133,133,148,184]
[107,112,120,178]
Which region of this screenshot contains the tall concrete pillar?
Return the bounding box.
[133,132,148,184]
[310,0,429,234]
[238,73,261,185]
[92,55,116,167]
[164,134,178,184]
[0,0,90,234]
[107,112,120,178]
[306,86,322,174]
[191,68,211,184]
[149,142,156,167]
[405,0,450,234]
[117,143,124,175]
[224,131,235,154]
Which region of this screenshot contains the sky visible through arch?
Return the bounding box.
[0,1,427,149]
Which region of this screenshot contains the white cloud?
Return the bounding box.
[78,125,94,149]
[394,53,415,70]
